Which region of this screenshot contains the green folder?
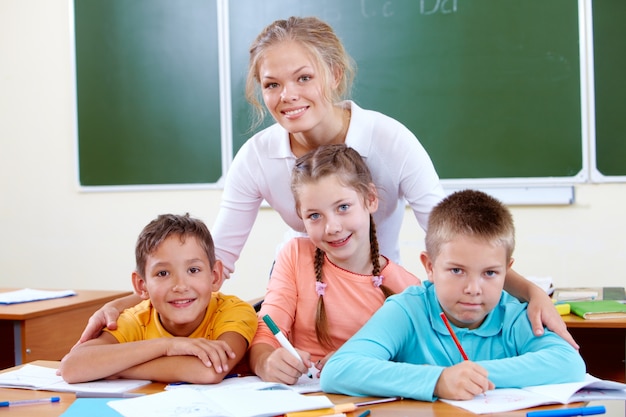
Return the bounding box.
[568,300,626,319]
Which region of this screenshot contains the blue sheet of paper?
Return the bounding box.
[60,398,124,417]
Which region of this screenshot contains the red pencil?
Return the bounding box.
[439,312,469,361]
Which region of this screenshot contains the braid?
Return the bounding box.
[314,248,334,349]
[370,215,395,298]
[369,215,381,276]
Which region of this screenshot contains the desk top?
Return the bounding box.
[0,289,132,320]
[562,313,626,329]
[0,361,602,417]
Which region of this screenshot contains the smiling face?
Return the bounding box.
[258,41,338,137]
[296,175,378,274]
[132,234,220,336]
[421,234,513,329]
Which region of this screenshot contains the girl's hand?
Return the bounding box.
[257,347,311,385]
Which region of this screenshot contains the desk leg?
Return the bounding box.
[0,320,15,368]
[13,321,23,365]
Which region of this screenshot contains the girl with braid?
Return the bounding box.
[249,144,421,385]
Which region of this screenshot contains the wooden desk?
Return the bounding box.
[563,314,626,383]
[0,289,132,368]
[0,361,620,417]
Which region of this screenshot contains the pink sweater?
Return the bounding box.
[252,237,421,361]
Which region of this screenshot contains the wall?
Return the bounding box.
[1,0,624,304]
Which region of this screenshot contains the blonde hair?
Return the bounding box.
[291,144,393,349]
[246,16,356,130]
[425,190,515,262]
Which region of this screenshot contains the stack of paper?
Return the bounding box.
[553,287,599,301]
[526,276,554,295]
[553,286,626,302]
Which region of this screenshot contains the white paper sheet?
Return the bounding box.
[166,366,321,394]
[0,288,76,304]
[0,364,151,394]
[108,387,334,417]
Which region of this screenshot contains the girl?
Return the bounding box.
[249,144,421,384]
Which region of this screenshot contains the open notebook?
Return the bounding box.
[441,374,626,414]
[0,364,150,395]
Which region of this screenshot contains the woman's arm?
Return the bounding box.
[503,268,579,349]
[75,293,143,345]
[210,141,267,286]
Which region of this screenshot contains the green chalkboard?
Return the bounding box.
[592,0,626,177]
[75,0,221,186]
[230,0,583,180]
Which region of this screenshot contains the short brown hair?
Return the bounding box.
[135,213,215,277]
[426,190,515,262]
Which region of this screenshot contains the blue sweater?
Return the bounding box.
[321,282,586,401]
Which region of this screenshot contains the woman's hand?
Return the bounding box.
[527,286,579,349]
[504,269,579,350]
[74,293,142,348]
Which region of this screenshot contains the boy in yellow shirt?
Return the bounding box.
[60,213,257,383]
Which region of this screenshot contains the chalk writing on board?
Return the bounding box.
[359,0,458,19]
[360,0,394,18]
[421,0,458,15]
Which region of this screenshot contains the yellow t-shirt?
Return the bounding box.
[105,292,257,345]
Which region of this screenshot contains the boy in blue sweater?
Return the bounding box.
[321,189,585,401]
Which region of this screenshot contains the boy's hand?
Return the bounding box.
[166,338,236,374]
[434,361,494,400]
[257,347,311,385]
